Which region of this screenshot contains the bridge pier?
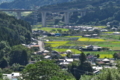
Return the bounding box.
[16,11,21,19]
[64,12,70,25]
[41,12,46,27]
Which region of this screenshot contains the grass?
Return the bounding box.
[66,36,82,38]
[103,32,114,34]
[101,34,120,40]
[22,11,32,16]
[33,27,69,33]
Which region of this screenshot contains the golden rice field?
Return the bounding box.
[45,37,118,58]
[77,38,105,42]
[60,53,113,58]
[65,36,82,38]
[46,41,68,47]
[99,54,113,58]
[53,48,113,58]
[93,26,106,28]
[53,49,81,54]
[40,27,69,32]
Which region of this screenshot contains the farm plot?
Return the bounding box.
[46,41,68,47]
[84,51,116,58]
[39,27,69,33]
[45,36,120,58]
[78,38,105,42]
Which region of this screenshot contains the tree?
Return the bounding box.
[80,60,120,80]
[45,44,52,51]
[79,52,86,64]
[0,41,11,58]
[66,52,72,58]
[113,53,120,59]
[9,45,31,65]
[0,41,11,68]
[0,58,8,68]
[0,72,2,80]
[96,54,100,58]
[22,60,75,80]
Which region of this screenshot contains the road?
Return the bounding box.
[38,41,45,52]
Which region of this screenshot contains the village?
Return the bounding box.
[3,24,120,79]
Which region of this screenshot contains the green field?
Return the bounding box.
[33,27,69,33]
[22,11,32,16]
[45,36,120,58]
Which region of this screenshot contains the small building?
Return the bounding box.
[102,58,110,63]
[55,33,61,36]
[3,72,21,80]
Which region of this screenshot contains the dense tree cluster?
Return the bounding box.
[0,12,31,46]
[21,0,120,26]
[0,12,32,69]
[0,43,32,68]
[22,60,75,80]
[0,0,73,9]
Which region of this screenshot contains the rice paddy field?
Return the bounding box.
[33,27,69,33]
[93,26,107,28]
[77,38,105,41]
[45,36,120,58]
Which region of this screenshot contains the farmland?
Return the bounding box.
[45,36,120,58]
[33,27,69,33]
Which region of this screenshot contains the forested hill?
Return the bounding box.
[0,0,73,9]
[0,12,31,46]
[0,0,14,4]
[39,0,120,26]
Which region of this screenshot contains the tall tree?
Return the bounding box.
[22,60,75,80]
[79,52,86,64]
[9,45,31,65]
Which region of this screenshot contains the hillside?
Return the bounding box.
[0,0,73,9]
[0,12,31,46]
[0,0,14,4]
[40,0,120,26]
[22,0,120,27]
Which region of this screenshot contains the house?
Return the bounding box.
[113,32,120,35]
[102,58,110,63]
[3,72,21,80]
[86,45,102,51]
[44,55,51,59]
[55,33,61,36]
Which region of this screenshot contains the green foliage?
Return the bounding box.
[0,0,72,9]
[0,12,31,46]
[0,74,2,80]
[22,60,75,80]
[0,41,11,68]
[2,68,12,74]
[81,60,120,80]
[10,63,22,71]
[0,58,8,68]
[9,45,31,65]
[79,52,86,64]
[45,43,52,51]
